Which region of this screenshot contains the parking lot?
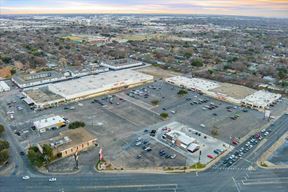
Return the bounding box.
[122,81,287,144]
[1,79,287,170]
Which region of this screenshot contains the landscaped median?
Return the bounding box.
[95,158,208,174]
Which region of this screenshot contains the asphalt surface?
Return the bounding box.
[0,82,287,192]
[1,114,287,192]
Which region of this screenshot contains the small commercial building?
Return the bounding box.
[0,81,10,92]
[33,115,66,133]
[241,90,281,111]
[100,59,143,70]
[165,130,199,152]
[44,128,97,158]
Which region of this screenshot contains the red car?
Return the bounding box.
[207,154,214,159]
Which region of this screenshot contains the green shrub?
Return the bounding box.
[190,162,206,169]
[177,89,188,96]
[151,100,160,106]
[160,112,169,119]
[68,121,85,129]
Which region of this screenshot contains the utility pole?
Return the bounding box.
[74,152,79,170]
[198,150,201,163]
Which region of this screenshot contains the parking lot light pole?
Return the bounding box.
[198,150,201,163]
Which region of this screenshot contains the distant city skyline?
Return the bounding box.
[0,0,288,18]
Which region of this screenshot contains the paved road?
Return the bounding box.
[0,168,287,192]
[0,114,287,192]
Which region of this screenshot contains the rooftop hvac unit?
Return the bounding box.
[64,136,70,142]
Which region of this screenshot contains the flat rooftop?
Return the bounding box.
[24,87,64,104]
[102,58,141,67]
[166,76,220,91]
[48,128,96,152]
[48,69,153,100]
[33,115,65,129]
[242,90,281,107]
[41,127,96,151]
[13,71,63,85]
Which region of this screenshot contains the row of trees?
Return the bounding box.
[0,124,9,165]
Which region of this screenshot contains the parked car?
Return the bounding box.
[49,177,56,182]
[207,154,214,159]
[22,176,30,180]
[150,130,156,137]
[135,141,142,146]
[170,154,177,159]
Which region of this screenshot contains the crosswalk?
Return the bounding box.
[211,166,251,171]
[231,169,288,192]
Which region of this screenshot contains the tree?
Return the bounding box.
[68,121,85,129]
[184,52,192,59]
[0,149,9,164]
[278,68,287,80]
[0,124,4,136]
[27,147,45,167]
[211,128,219,137]
[177,89,188,96]
[191,59,203,67]
[160,112,169,119]
[0,140,9,151]
[42,144,54,161]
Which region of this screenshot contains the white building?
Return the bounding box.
[24,70,153,109]
[33,115,66,133]
[48,69,153,101]
[100,59,143,70]
[0,81,10,92]
[165,130,199,152]
[241,90,281,110]
[165,76,219,93]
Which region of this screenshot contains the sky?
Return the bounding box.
[0,0,288,18]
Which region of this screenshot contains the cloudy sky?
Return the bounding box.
[1,0,287,18]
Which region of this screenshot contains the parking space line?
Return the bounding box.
[100,106,140,127]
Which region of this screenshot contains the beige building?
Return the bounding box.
[43,128,97,158]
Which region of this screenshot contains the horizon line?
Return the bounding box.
[1,12,288,19]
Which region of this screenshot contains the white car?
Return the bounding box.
[200,124,206,128]
[49,177,57,182]
[170,154,177,159]
[22,175,30,180]
[135,141,142,146]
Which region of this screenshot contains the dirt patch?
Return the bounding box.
[136,66,181,79]
[211,82,255,100]
[0,67,12,78]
